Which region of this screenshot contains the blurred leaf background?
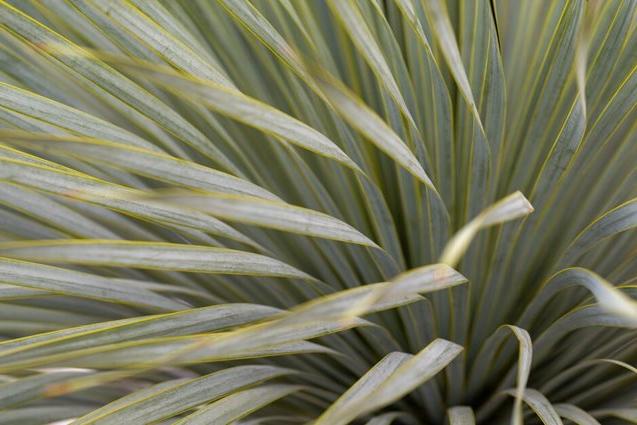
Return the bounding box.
[0,0,635,424]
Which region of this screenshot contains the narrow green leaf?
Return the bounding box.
[326,0,414,124]
[562,198,637,265]
[421,0,487,134]
[86,0,233,87]
[394,0,456,203]
[0,82,158,152]
[0,130,280,200]
[101,62,363,174]
[279,264,466,324]
[0,303,281,367]
[0,257,187,311]
[313,71,434,187]
[317,339,462,425]
[73,366,292,425]
[145,191,378,247]
[0,369,90,408]
[316,351,412,425]
[216,0,309,85]
[554,404,601,425]
[504,388,563,425]
[0,335,332,371]
[173,384,302,425]
[440,192,533,266]
[521,268,637,328]
[0,182,118,239]
[0,157,258,246]
[509,326,533,425]
[0,240,313,280]
[468,325,532,422]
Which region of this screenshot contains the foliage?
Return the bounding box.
[0,0,636,424]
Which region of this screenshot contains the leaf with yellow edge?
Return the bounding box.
[440,192,533,266]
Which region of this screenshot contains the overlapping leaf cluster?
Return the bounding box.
[0,1,635,424]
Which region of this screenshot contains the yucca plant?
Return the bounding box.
[0,0,635,424]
